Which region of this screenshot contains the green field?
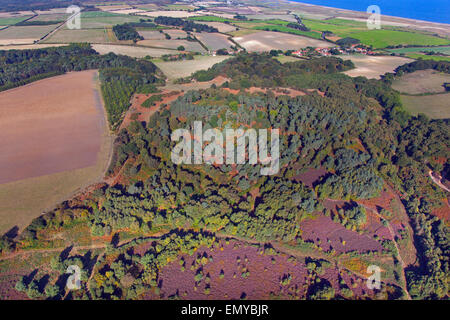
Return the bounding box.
[401,93,450,119]
[44,28,112,43]
[252,24,323,39]
[0,24,59,43]
[404,53,450,62]
[188,15,232,23]
[303,18,367,35]
[0,16,33,25]
[181,15,450,48]
[348,29,450,49]
[388,46,450,54]
[301,18,450,48]
[78,11,142,29]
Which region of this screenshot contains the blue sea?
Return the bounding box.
[291,0,450,24]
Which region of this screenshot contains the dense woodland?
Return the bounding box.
[1,49,448,300]
[154,16,218,33]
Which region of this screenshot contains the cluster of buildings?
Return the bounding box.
[292,44,376,57]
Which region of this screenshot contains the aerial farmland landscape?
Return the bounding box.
[0,0,448,309]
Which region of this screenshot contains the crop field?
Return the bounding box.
[138,30,167,40]
[201,21,237,33]
[137,39,206,52]
[247,14,297,22]
[76,11,143,29]
[165,4,197,11]
[164,29,188,39]
[136,10,201,18]
[153,55,230,80]
[188,15,232,23]
[43,28,112,44]
[0,24,60,45]
[392,70,450,94]
[96,4,133,12]
[233,31,332,52]
[29,13,68,22]
[387,46,450,55]
[403,53,450,62]
[0,70,112,234]
[0,11,34,18]
[0,43,67,50]
[194,32,233,50]
[349,29,450,49]
[92,44,174,58]
[341,55,414,79]
[0,16,33,25]
[400,93,450,119]
[300,18,450,48]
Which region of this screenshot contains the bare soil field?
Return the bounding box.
[137,39,206,52]
[108,9,147,15]
[0,25,60,45]
[92,44,174,58]
[342,55,414,79]
[194,32,233,51]
[400,93,450,119]
[392,70,450,94]
[202,21,237,33]
[96,5,133,12]
[165,29,188,39]
[0,43,67,50]
[233,31,332,52]
[137,11,201,18]
[153,55,230,80]
[0,70,112,234]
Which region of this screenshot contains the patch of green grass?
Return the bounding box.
[80,11,124,18]
[301,18,450,48]
[252,24,323,39]
[387,46,450,54]
[302,18,366,36]
[342,30,450,49]
[404,53,450,62]
[188,15,232,23]
[0,16,33,25]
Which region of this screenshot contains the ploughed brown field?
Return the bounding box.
[0,70,103,184]
[0,70,112,233]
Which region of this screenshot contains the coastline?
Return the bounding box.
[281,0,450,38]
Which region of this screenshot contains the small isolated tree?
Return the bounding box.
[15,276,27,292]
[45,284,60,299]
[177,45,185,51]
